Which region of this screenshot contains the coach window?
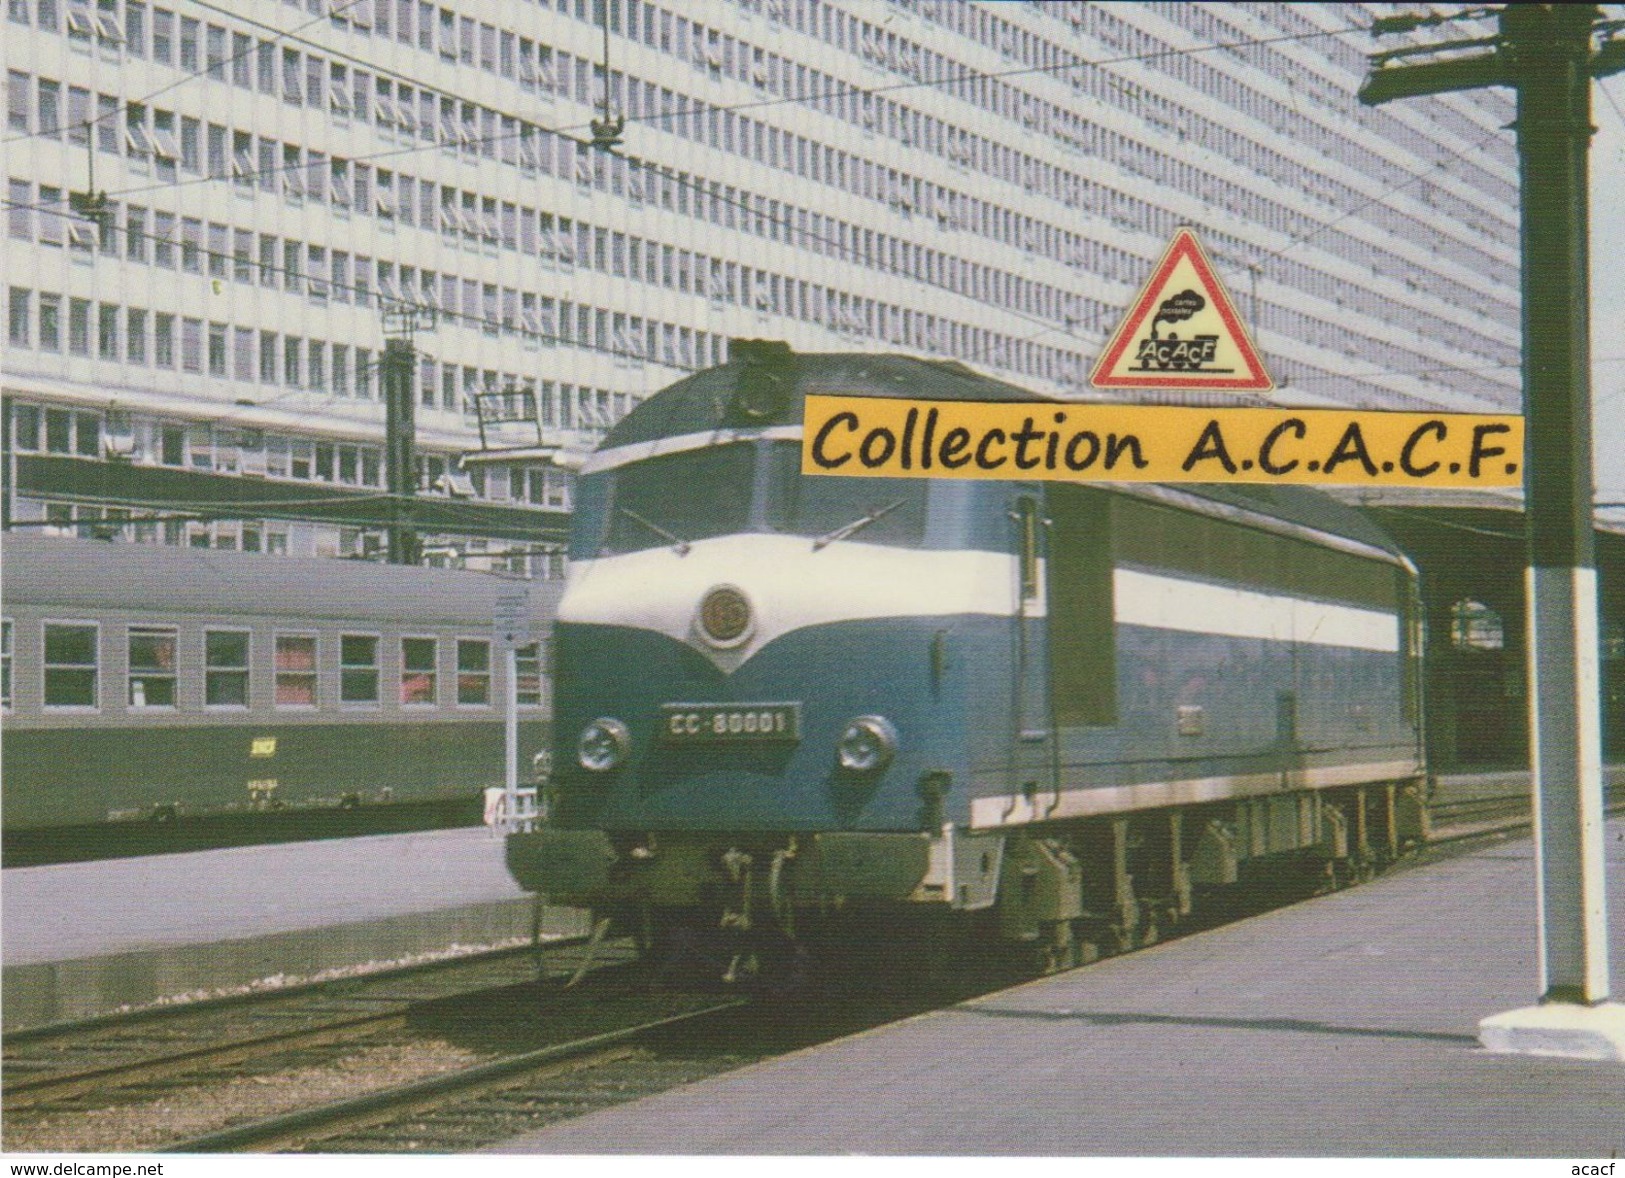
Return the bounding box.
[456,638,490,705]
[204,629,249,707]
[44,621,99,708]
[340,634,379,705]
[274,633,318,706]
[128,625,178,708]
[1,618,11,710]
[401,637,437,705]
[515,641,543,707]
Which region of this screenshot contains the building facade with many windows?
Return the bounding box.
[3,0,1521,570]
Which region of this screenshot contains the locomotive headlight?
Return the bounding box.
[836,715,898,773]
[697,584,754,648]
[578,717,632,772]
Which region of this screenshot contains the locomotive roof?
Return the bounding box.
[1,532,562,625]
[599,348,1407,561]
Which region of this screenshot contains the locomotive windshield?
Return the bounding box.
[760,441,925,548]
[600,442,755,555]
[588,438,925,557]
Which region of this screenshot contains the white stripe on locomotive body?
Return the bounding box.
[1115,568,1401,653]
[560,534,1398,675]
[558,533,1024,674]
[969,759,1425,830]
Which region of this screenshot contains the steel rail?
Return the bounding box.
[161,998,750,1154]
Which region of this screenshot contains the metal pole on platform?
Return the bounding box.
[1504,3,1611,1009]
[505,642,519,829]
[1363,4,1625,1056]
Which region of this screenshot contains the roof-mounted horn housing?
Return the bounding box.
[726,338,796,425]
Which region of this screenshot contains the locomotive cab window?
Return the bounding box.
[1045,486,1115,726]
[600,441,755,555]
[43,622,99,709]
[127,625,178,709]
[762,441,926,548]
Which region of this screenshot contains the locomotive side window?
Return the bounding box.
[602,442,755,555]
[127,625,178,709]
[340,634,380,705]
[762,441,926,547]
[274,633,318,707]
[401,636,438,705]
[456,638,491,705]
[1046,486,1115,725]
[204,629,250,707]
[43,621,99,709]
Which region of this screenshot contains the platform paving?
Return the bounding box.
[0,827,583,1030]
[494,818,1625,1157]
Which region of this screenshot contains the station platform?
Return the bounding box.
[1,769,1616,1040]
[496,818,1625,1157]
[0,826,585,1031]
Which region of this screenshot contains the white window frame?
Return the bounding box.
[454,637,491,707]
[203,627,251,709]
[42,619,100,711]
[273,630,319,709]
[339,631,381,707]
[126,623,179,710]
[399,634,438,707]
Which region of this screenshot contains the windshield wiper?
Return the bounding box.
[618,507,691,556]
[811,499,908,551]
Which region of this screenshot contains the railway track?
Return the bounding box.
[10,784,1622,1154]
[1428,779,1625,841]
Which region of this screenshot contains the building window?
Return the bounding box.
[274,633,317,706]
[401,636,436,704]
[8,286,29,347]
[43,621,98,708]
[127,624,177,708]
[340,634,379,704]
[456,638,490,705]
[205,628,249,706]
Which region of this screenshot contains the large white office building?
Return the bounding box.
[3,0,1522,568]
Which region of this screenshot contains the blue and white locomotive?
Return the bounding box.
[506,343,1427,967]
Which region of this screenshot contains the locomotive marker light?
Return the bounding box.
[803,397,1523,488]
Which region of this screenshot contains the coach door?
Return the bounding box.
[1012,494,1057,809]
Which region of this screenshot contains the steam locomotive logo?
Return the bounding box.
[1090,227,1273,391]
[1130,290,1233,373]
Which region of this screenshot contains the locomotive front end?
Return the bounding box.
[506,349,1012,937]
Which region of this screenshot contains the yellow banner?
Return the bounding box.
[800,396,1523,488]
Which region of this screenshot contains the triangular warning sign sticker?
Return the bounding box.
[1090,228,1273,392]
